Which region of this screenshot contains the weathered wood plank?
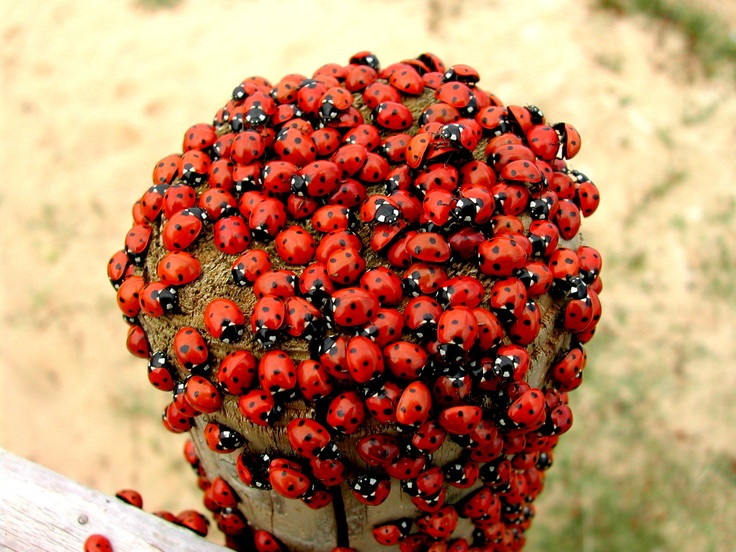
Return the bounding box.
[0,448,227,552]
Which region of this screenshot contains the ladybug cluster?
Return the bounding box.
[109,50,602,552]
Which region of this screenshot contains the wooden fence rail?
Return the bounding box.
[0,448,227,552]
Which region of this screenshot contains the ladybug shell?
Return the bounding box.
[287,417,331,458]
[84,534,113,552]
[396,381,432,427]
[346,335,384,384]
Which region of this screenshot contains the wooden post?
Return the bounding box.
[0,448,227,551]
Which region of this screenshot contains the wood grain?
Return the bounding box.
[0,448,227,552]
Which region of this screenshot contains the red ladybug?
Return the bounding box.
[185,375,222,414]
[258,349,297,399]
[326,390,366,434]
[438,405,482,435]
[176,509,210,536]
[216,350,258,394]
[157,251,201,286]
[238,389,282,426]
[345,335,384,384]
[172,326,209,371]
[351,474,391,506]
[84,534,113,552]
[330,287,380,327]
[204,422,244,453]
[203,298,245,343]
[115,489,143,508]
[231,249,272,286]
[396,381,432,427]
[287,417,331,458]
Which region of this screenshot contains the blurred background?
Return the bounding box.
[2,0,735,550]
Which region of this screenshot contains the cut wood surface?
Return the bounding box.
[0,448,227,552]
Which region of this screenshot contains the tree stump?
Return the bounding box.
[111,50,601,551]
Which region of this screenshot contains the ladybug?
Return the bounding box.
[374,101,414,131]
[402,263,448,297]
[440,122,478,150]
[287,417,331,458]
[346,335,384,384]
[238,389,283,426]
[301,487,334,510]
[330,287,380,327]
[312,205,354,233]
[326,246,366,285]
[489,277,528,323]
[274,225,317,265]
[436,306,479,361]
[396,381,432,427]
[147,352,176,392]
[214,215,251,255]
[208,476,238,510]
[406,232,451,263]
[162,209,204,252]
[252,269,297,299]
[107,249,134,290]
[436,275,485,308]
[412,420,447,453]
[124,223,152,266]
[269,465,311,499]
[553,198,582,240]
[443,457,479,488]
[291,160,341,198]
[138,184,169,223]
[217,507,247,536]
[297,359,334,402]
[251,295,286,348]
[403,296,443,340]
[388,64,424,95]
[310,455,348,487]
[157,251,201,286]
[358,267,403,307]
[258,349,297,399]
[231,249,272,286]
[351,474,391,506]
[203,298,245,343]
[253,530,286,552]
[438,405,482,435]
[204,422,244,453]
[417,505,459,540]
[176,510,210,537]
[138,282,178,318]
[185,375,222,414]
[364,379,401,424]
[83,535,113,552]
[477,235,529,277]
[152,152,181,185]
[435,81,477,115]
[553,121,582,159]
[179,150,211,185]
[173,326,209,371]
[115,489,143,508]
[356,433,401,467]
[217,350,258,394]
[433,367,473,406]
[508,299,541,345]
[326,390,366,434]
[125,324,149,358]
[283,296,326,342]
[116,275,144,318]
[248,197,288,240]
[380,133,411,163]
[273,127,317,167]
[372,519,412,546]
[357,307,404,348]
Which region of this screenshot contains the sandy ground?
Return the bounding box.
[2,0,736,550]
